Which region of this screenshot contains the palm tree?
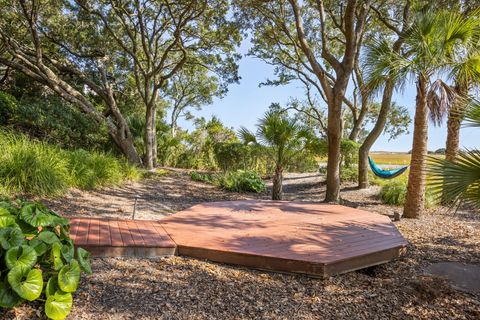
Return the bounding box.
[429,99,480,209]
[364,9,480,218]
[239,110,307,200]
[445,51,480,162]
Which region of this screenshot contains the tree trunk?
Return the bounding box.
[325,94,343,202]
[144,104,157,170]
[358,79,395,188]
[272,165,284,200]
[404,75,429,218]
[348,95,369,141]
[445,84,467,162]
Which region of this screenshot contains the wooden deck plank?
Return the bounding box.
[70,218,176,257]
[109,220,124,247]
[86,218,100,246]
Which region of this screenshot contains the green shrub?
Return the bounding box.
[341,139,360,168]
[379,179,407,205]
[0,91,18,125]
[0,199,92,320]
[379,177,439,208]
[340,166,358,182]
[0,131,140,197]
[190,170,265,193]
[189,171,215,184]
[6,94,109,150]
[217,170,266,193]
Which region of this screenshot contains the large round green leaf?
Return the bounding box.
[36,231,60,244]
[58,260,80,293]
[61,240,74,263]
[77,247,92,275]
[0,201,17,214]
[45,276,59,298]
[0,279,23,308]
[50,212,69,228]
[19,203,53,227]
[51,242,64,271]
[29,238,49,256]
[0,227,24,250]
[7,267,43,301]
[5,245,37,270]
[45,291,73,320]
[0,215,16,228]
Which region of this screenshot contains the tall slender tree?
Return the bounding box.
[358,0,412,188]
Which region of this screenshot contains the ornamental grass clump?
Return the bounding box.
[0,199,92,320]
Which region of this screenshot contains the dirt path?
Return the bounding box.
[45,169,395,220]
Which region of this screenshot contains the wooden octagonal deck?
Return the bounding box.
[70,200,407,277]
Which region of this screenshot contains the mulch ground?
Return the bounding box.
[3,170,480,319]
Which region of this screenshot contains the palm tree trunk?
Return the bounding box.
[445,84,467,162]
[404,75,429,218]
[358,79,395,188]
[272,165,284,200]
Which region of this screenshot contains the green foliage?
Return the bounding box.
[340,166,358,183]
[66,149,139,190]
[0,131,140,197]
[428,150,480,209]
[189,171,215,184]
[218,170,266,193]
[0,199,91,320]
[340,140,360,168]
[214,142,250,172]
[0,91,18,125]
[379,179,407,205]
[171,117,238,170]
[379,177,438,208]
[0,88,109,150]
[0,132,70,196]
[190,170,266,193]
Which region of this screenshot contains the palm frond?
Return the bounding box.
[428,149,480,209]
[362,39,411,96]
[464,98,480,128]
[427,79,456,126]
[449,51,480,87]
[237,126,257,145]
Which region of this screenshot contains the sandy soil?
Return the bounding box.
[4,169,480,320]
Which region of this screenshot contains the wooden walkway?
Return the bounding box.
[70,200,407,277]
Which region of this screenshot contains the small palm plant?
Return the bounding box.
[428,99,480,209]
[239,110,311,200]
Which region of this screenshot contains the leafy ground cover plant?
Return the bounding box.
[0,199,92,320]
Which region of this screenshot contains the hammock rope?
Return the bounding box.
[368,156,408,179]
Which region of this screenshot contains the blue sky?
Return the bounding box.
[176,42,479,152]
